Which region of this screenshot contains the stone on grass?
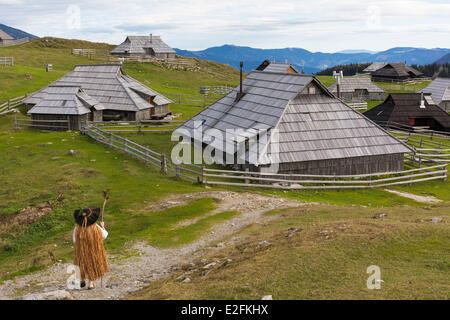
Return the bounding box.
[261,295,273,300]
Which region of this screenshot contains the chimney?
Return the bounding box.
[420,92,426,109]
[150,33,153,44]
[235,61,245,102]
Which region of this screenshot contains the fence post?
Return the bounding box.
[179,94,182,104]
[204,95,207,108]
[175,164,180,178]
[14,114,17,130]
[245,167,249,187]
[7,100,10,110]
[109,133,113,147]
[124,138,128,152]
[161,154,167,175]
[201,166,205,184]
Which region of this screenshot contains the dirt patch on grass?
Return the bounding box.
[0,202,53,233]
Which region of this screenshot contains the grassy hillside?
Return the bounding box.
[130,204,449,299]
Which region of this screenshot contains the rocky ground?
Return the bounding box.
[0,191,315,300]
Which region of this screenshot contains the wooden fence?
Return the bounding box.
[162,92,219,107]
[92,120,184,133]
[81,125,447,190]
[72,49,98,56]
[82,126,203,182]
[399,136,450,163]
[346,101,367,111]
[14,117,69,130]
[0,95,25,114]
[0,56,14,66]
[202,156,447,190]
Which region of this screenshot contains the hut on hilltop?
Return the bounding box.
[371,63,423,83]
[0,29,14,45]
[111,34,176,60]
[177,64,411,175]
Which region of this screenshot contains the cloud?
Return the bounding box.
[0,0,449,51]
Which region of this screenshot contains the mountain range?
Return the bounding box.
[0,24,38,40]
[175,45,450,73]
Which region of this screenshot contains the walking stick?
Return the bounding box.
[100,189,110,288]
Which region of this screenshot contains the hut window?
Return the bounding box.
[308,86,316,94]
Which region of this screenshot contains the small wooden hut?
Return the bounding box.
[178,64,411,175]
[256,60,299,73]
[362,62,387,74]
[111,34,176,60]
[363,93,450,132]
[419,77,450,112]
[328,76,385,101]
[24,64,172,124]
[0,29,14,45]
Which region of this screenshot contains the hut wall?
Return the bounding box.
[368,92,386,101]
[93,110,102,122]
[135,109,150,122]
[274,153,405,175]
[31,114,71,131]
[440,101,450,112]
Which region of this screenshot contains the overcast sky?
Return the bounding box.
[1,0,449,52]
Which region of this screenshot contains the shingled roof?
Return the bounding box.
[28,86,104,115]
[111,35,176,55]
[24,64,172,112]
[363,93,450,131]
[178,70,410,166]
[419,77,450,105]
[363,62,387,73]
[328,77,385,93]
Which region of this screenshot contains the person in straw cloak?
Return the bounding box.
[73,207,110,289]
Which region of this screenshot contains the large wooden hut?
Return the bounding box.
[27,86,105,130]
[371,63,423,83]
[24,64,172,125]
[328,76,385,101]
[177,65,411,175]
[110,34,176,60]
[363,93,450,132]
[419,77,450,112]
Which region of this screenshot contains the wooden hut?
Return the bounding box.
[177,65,411,175]
[371,63,423,83]
[256,60,299,73]
[27,86,104,130]
[111,34,176,60]
[328,76,385,101]
[0,29,14,45]
[419,77,450,112]
[363,93,450,132]
[24,64,172,125]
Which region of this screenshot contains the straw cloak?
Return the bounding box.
[73,207,110,281]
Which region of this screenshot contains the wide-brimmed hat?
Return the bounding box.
[74,207,100,227]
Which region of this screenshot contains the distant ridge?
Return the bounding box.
[435,53,450,64]
[175,45,450,73]
[0,23,38,40]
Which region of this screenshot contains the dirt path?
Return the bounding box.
[0,191,315,300]
[383,189,443,203]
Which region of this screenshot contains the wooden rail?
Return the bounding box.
[161,92,220,107]
[0,56,14,66]
[93,120,184,133]
[202,157,447,189]
[82,126,203,182]
[14,117,69,130]
[398,136,450,163]
[0,95,26,114]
